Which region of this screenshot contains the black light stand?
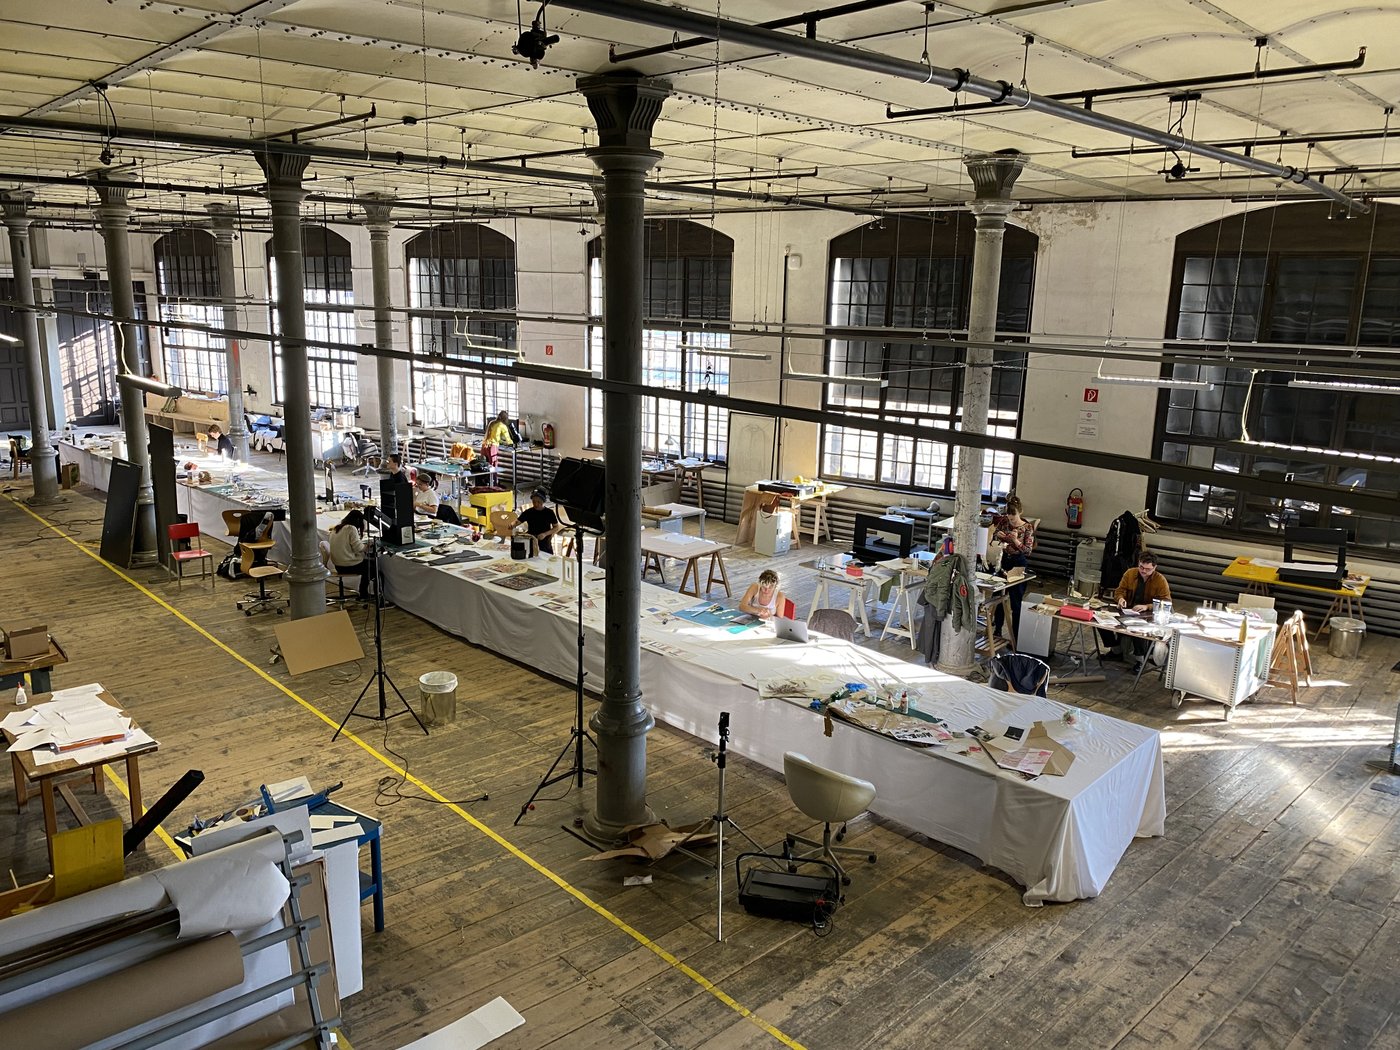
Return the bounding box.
[333,540,429,741]
[673,711,765,941]
[515,519,598,823]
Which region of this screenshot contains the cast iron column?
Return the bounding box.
[939,150,1025,676]
[207,203,250,461]
[95,181,158,559]
[579,71,672,841]
[362,194,398,456]
[1,192,59,504]
[257,151,327,618]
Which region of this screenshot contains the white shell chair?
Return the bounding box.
[782,751,878,885]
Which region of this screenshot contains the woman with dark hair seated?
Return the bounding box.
[329,509,373,599]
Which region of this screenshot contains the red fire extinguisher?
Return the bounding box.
[541,422,556,449]
[1065,487,1085,530]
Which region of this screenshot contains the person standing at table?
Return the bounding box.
[990,495,1036,643]
[329,509,373,599]
[739,569,789,621]
[383,453,410,487]
[1112,551,1171,671]
[481,409,515,472]
[205,423,235,458]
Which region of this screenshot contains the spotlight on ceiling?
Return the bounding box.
[512,20,559,68]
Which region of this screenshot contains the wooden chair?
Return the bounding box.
[8,437,30,479]
[1269,609,1314,705]
[237,541,287,616]
[167,522,214,589]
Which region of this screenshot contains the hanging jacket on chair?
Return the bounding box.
[1099,511,1142,588]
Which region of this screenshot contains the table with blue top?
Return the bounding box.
[416,458,491,507]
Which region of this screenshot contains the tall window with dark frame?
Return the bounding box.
[585,221,734,461]
[405,223,517,430]
[267,226,359,410]
[154,230,227,394]
[1152,201,1400,552]
[820,216,1036,497]
[51,278,148,425]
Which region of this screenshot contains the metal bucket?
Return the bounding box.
[418,670,458,725]
[1328,617,1365,659]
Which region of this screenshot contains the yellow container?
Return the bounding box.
[467,489,514,525]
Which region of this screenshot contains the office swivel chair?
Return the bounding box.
[988,652,1051,697]
[806,608,856,642]
[782,752,878,886]
[236,543,287,616]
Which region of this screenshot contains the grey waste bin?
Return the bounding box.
[418,670,458,725]
[1328,617,1365,658]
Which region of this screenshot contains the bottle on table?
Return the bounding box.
[15,684,26,707]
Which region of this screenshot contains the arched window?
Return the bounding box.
[1152,202,1400,551]
[405,223,517,429]
[585,220,734,460]
[154,229,226,394]
[821,214,1037,496]
[267,226,358,410]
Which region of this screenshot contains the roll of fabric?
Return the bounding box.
[0,932,245,1050]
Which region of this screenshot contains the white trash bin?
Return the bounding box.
[1328,617,1365,659]
[418,670,458,725]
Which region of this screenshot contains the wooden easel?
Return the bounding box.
[1269,610,1314,705]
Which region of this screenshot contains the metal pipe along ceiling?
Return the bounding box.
[552,0,1370,214]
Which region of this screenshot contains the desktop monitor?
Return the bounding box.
[852,512,914,563]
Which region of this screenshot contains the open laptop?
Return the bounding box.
[774,615,810,643]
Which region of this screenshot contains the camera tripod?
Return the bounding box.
[515,522,597,823]
[333,543,429,741]
[673,711,764,941]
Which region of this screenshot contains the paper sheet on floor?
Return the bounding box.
[396,997,525,1050]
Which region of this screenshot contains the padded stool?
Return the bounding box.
[811,572,872,638]
[239,565,288,616]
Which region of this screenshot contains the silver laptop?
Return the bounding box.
[774,615,809,643]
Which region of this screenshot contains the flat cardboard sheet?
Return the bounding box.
[274,610,364,675]
[986,721,1076,776]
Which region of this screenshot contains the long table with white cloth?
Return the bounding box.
[379,528,1165,905]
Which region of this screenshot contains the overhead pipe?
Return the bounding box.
[886,47,1368,120]
[1073,121,1396,160]
[554,0,1368,214]
[0,114,889,219]
[608,0,905,62]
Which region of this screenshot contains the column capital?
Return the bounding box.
[1,189,34,225]
[254,150,311,193]
[92,179,131,213]
[577,71,672,151]
[360,192,395,234]
[207,201,238,238]
[964,149,1026,202]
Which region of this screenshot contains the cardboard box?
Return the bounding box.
[4,623,49,661]
[59,462,79,489]
[985,720,1076,776]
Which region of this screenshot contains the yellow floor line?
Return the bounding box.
[7,496,807,1050]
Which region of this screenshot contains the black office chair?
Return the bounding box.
[988,652,1051,697]
[436,502,462,526]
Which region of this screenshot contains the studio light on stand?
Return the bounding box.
[516,458,606,824]
[333,517,428,741]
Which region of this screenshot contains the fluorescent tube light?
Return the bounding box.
[1096,373,1215,390]
[519,360,600,378]
[1287,378,1400,394]
[0,333,19,344]
[782,370,888,389]
[674,343,772,361]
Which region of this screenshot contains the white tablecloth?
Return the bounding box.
[380,542,1165,905]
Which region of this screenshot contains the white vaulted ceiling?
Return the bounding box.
[0,0,1396,224]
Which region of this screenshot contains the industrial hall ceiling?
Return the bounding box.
[0,0,1397,227]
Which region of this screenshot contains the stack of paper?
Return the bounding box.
[2,683,156,766]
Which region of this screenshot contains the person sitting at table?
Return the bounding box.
[205,423,235,458]
[739,569,789,621]
[517,489,562,554]
[329,509,373,599]
[1110,551,1171,671]
[481,409,515,472]
[412,473,439,516]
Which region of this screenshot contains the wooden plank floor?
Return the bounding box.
[3,475,1400,1050]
